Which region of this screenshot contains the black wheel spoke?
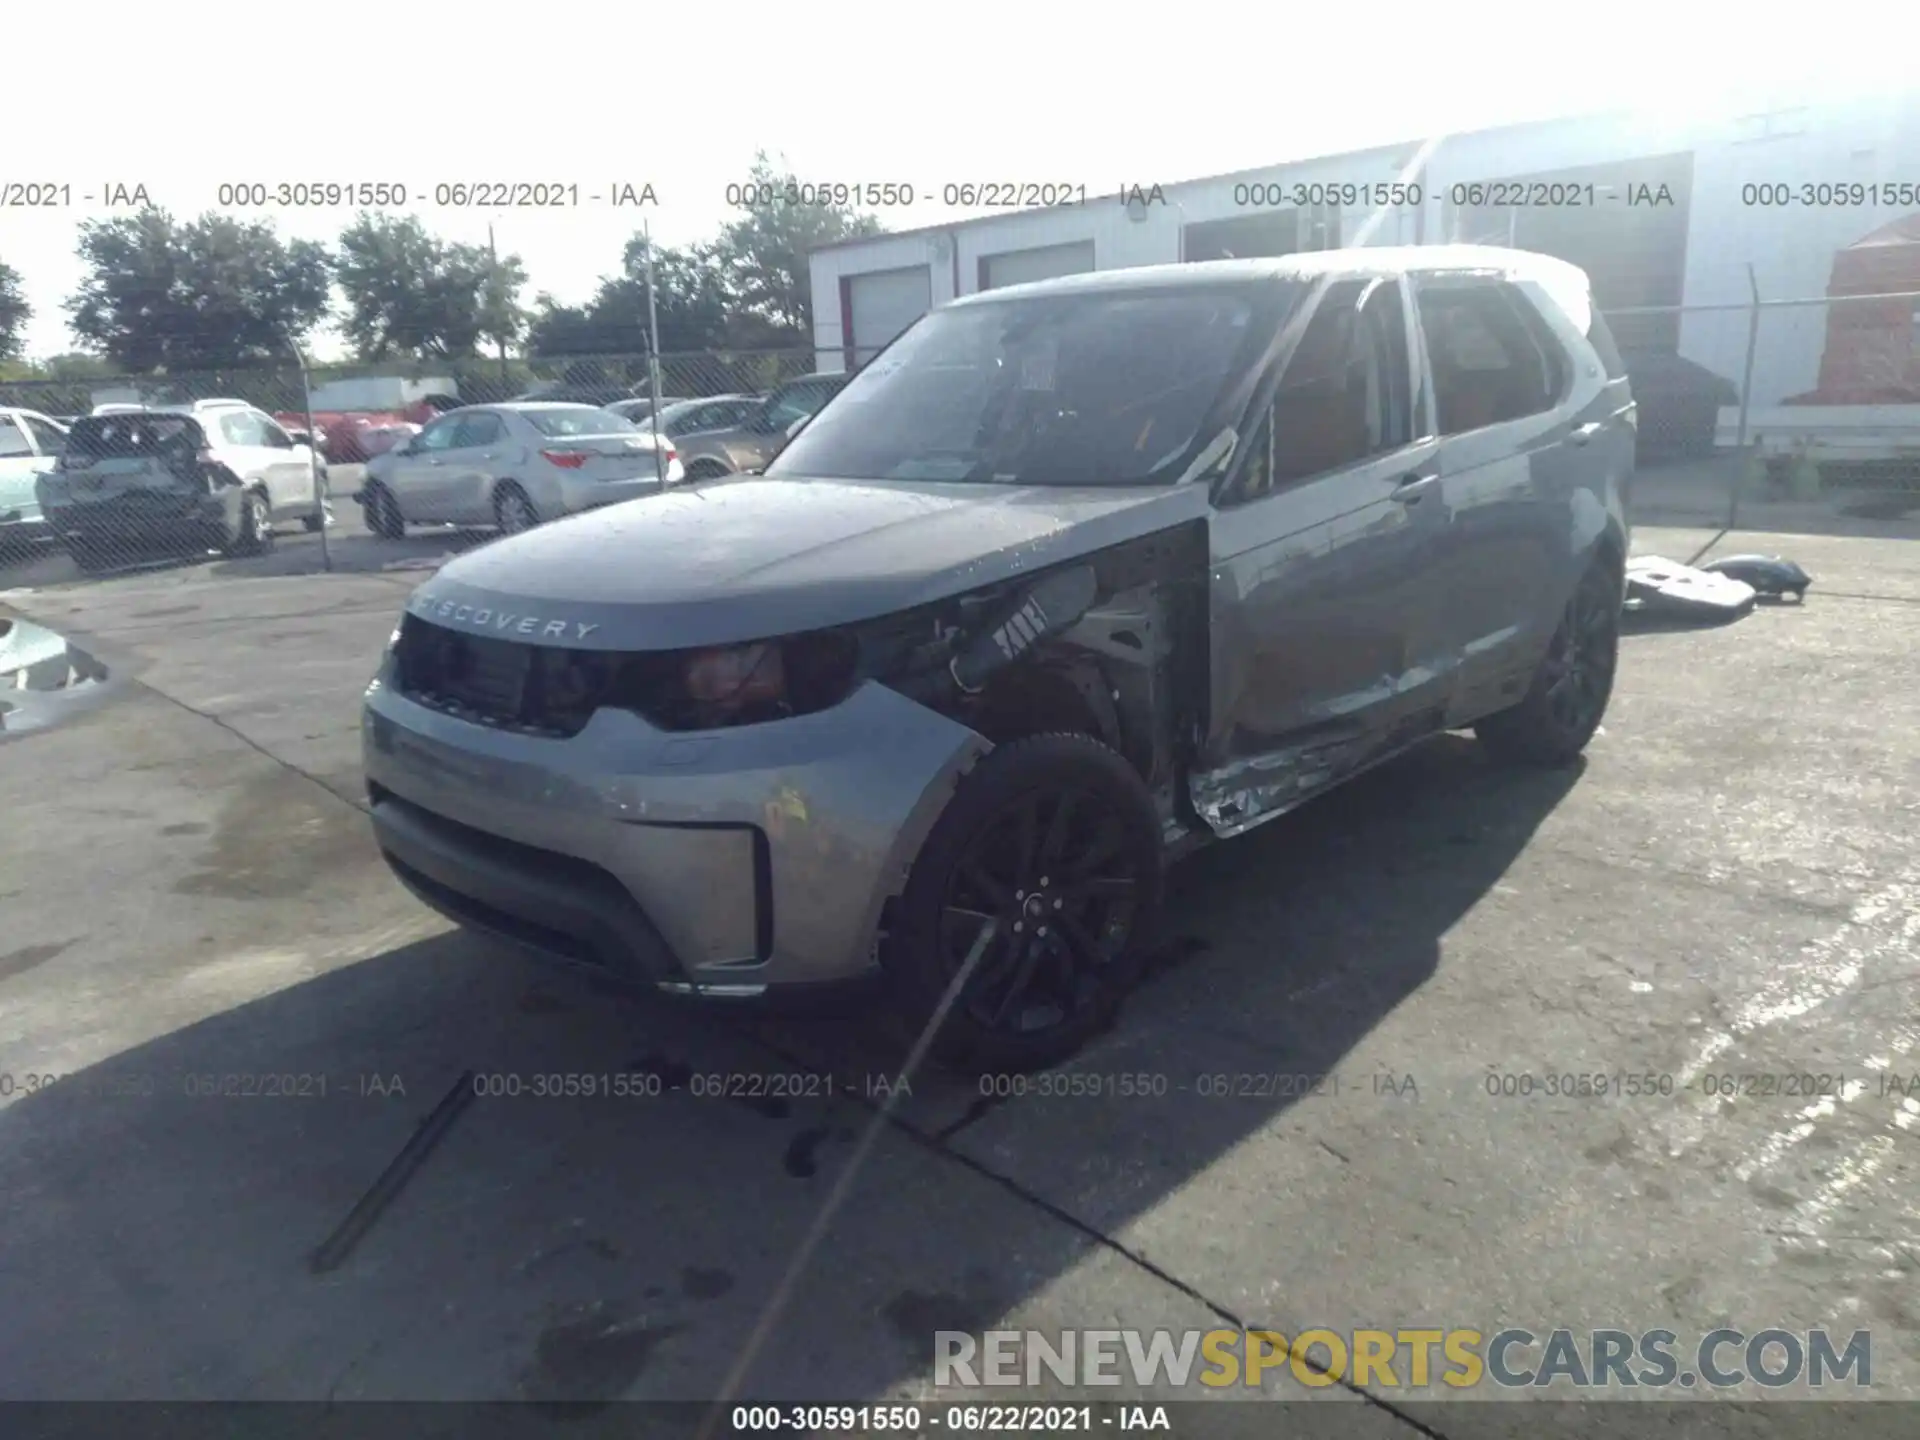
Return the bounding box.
[1064,874,1136,905]
[1010,796,1042,888]
[1039,790,1080,869]
[1063,816,1126,881]
[987,945,1045,1029]
[956,859,1010,910]
[1055,911,1110,969]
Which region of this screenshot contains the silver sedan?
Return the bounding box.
[355,403,685,539]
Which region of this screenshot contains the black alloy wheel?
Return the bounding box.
[890,734,1163,1072]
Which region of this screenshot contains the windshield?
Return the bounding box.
[519,406,637,438]
[769,285,1293,485]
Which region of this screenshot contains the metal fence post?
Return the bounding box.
[643,221,664,478]
[1728,265,1762,532]
[284,330,332,574]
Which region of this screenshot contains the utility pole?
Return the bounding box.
[488,224,508,385]
[643,219,665,479]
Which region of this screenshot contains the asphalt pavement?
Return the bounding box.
[0,498,1916,1432]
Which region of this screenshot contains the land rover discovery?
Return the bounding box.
[362,247,1634,1070]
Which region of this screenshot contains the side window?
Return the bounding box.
[257,415,294,448]
[1255,277,1415,493]
[1417,281,1565,436]
[0,417,30,458]
[219,411,264,446]
[24,417,66,452]
[415,416,462,452]
[455,414,504,448]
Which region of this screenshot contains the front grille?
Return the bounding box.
[394,617,620,738]
[392,614,860,735]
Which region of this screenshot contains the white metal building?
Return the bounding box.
[809,95,1920,408]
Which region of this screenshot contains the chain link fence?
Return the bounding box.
[5,285,1918,586]
[0,346,845,582]
[1609,286,1920,529]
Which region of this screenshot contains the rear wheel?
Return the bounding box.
[685,459,731,482]
[224,489,273,557]
[1475,554,1621,767]
[886,734,1164,1073]
[493,484,538,535]
[362,483,405,539]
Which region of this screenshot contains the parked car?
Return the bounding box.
[671,374,851,479]
[633,394,764,441]
[361,247,1633,1071]
[354,402,684,539]
[605,396,690,425]
[511,382,639,408]
[0,408,70,551]
[278,393,463,464]
[39,402,326,570]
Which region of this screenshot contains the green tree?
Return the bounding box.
[527,237,731,358]
[710,151,886,340]
[0,259,30,362]
[334,213,527,361]
[65,212,331,371]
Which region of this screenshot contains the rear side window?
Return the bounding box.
[67,415,203,457]
[1416,280,1566,435]
[0,417,29,458]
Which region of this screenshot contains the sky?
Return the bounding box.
[5,0,1912,362]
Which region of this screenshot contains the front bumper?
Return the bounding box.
[362,667,989,990]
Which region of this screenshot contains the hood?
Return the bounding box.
[406,474,1209,651]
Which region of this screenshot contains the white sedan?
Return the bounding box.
[354,403,684,539]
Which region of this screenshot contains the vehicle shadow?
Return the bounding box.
[0,731,1581,1405]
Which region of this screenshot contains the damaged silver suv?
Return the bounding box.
[362,247,1634,1071]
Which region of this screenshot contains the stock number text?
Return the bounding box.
[1235,181,1421,208]
[1742,182,1920,208]
[726,180,915,208]
[978,1071,1169,1099]
[471,1072,666,1099]
[217,182,408,208]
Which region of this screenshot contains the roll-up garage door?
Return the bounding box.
[979,241,1096,291]
[846,266,932,366]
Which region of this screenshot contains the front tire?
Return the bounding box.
[224,489,273,557]
[493,484,539,535]
[362,483,405,539]
[886,734,1164,1074]
[685,460,731,483]
[1475,553,1621,767]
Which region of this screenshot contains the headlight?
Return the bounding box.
[683,642,785,709]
